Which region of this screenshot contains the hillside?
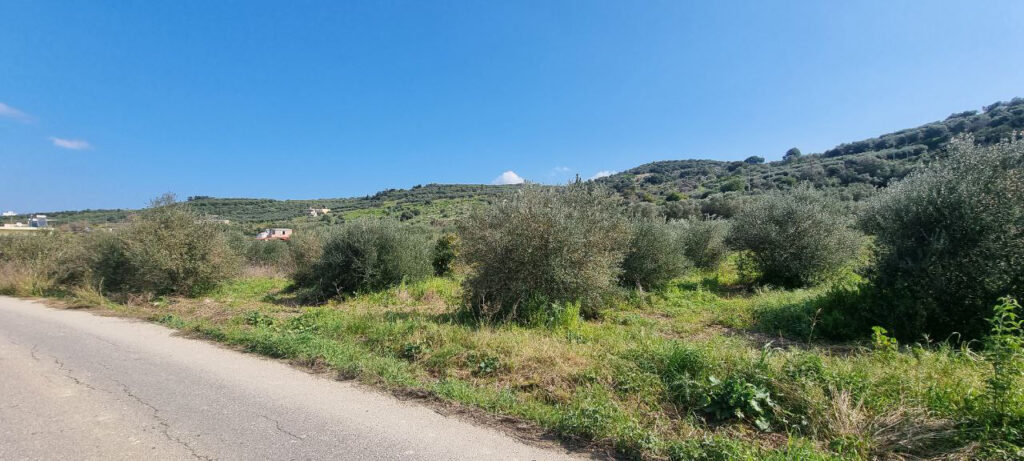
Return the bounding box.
[183,184,511,225]
[25,97,1024,226]
[598,97,1024,204]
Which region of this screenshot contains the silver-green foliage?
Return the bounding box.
[862,136,1024,340]
[292,219,432,301]
[729,188,862,288]
[620,219,689,290]
[679,218,731,270]
[458,184,630,321]
[0,232,91,288]
[118,204,241,295]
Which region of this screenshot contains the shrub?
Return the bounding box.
[119,202,241,296]
[292,219,432,301]
[678,218,731,270]
[981,297,1024,431]
[699,193,747,219]
[729,188,862,288]
[288,226,330,281]
[83,231,132,292]
[720,177,746,192]
[860,136,1024,341]
[431,233,458,276]
[664,200,700,221]
[620,219,689,290]
[458,184,630,321]
[245,239,294,271]
[627,201,664,220]
[0,233,89,295]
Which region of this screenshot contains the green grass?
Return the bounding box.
[11,261,1021,460]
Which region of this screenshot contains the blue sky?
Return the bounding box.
[2,1,1022,212]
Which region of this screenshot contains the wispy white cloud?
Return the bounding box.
[0,102,31,122]
[491,170,525,185]
[547,165,575,179]
[50,137,92,150]
[590,170,614,180]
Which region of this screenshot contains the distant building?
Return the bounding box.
[308,207,330,217]
[1,221,41,232]
[29,215,47,228]
[255,228,292,241]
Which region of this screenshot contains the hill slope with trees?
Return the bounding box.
[598,97,1024,204]
[27,97,1024,226]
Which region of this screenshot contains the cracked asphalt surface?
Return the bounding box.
[0,297,586,460]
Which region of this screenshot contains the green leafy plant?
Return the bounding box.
[871,326,899,353]
[431,233,458,276]
[470,354,500,377]
[243,310,275,328]
[704,376,776,431]
[400,341,428,361]
[983,297,1024,428]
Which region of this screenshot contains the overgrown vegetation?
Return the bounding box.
[620,219,689,290]
[678,217,731,270]
[859,136,1024,341]
[457,184,630,321]
[291,219,432,302]
[0,196,240,297]
[729,188,863,288]
[3,109,1024,459]
[115,197,241,295]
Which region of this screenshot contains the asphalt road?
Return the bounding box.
[0,296,586,460]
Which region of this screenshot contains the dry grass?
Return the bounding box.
[822,389,964,460]
[0,262,54,297]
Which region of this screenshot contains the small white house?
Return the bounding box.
[256,228,292,241]
[308,207,330,217]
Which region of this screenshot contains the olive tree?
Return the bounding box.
[458,184,630,321]
[729,188,862,288]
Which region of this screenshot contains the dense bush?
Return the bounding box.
[0,200,240,297]
[288,226,330,280]
[678,218,731,270]
[663,200,700,221]
[860,136,1024,341]
[458,184,630,321]
[245,239,294,271]
[729,188,862,288]
[0,233,91,294]
[620,220,689,289]
[700,193,747,219]
[431,233,458,276]
[118,203,241,295]
[83,231,132,291]
[292,219,432,301]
